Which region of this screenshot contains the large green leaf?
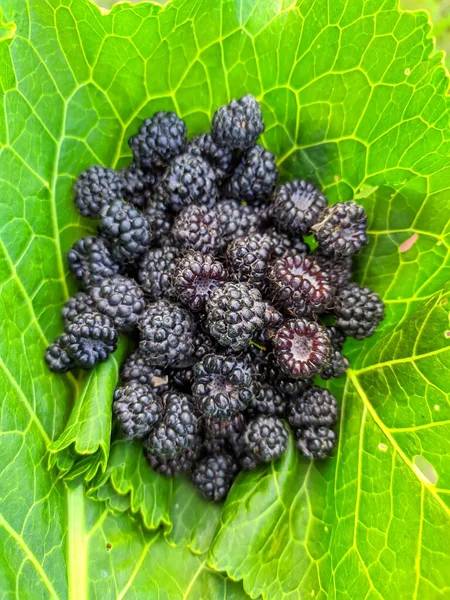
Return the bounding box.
[0,0,449,598]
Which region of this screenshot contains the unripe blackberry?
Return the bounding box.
[211,95,264,150]
[312,201,368,258]
[273,318,331,379]
[334,283,384,339]
[225,145,278,202]
[271,180,327,235]
[173,251,228,311]
[113,381,163,439]
[160,152,217,212]
[267,254,332,317]
[129,111,187,169]
[90,275,146,332]
[193,353,254,419]
[66,236,121,286]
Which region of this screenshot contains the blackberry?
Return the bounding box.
[173,251,228,311]
[295,426,336,459]
[113,381,163,439]
[311,251,352,290]
[227,234,273,291]
[145,447,197,477]
[187,133,234,182]
[240,416,288,465]
[160,152,217,212]
[129,111,187,169]
[211,95,264,150]
[271,180,327,236]
[137,245,179,299]
[193,353,254,419]
[144,392,198,459]
[216,198,260,242]
[120,163,156,208]
[334,283,384,339]
[206,282,266,351]
[74,165,122,218]
[312,201,368,258]
[172,205,224,255]
[45,337,75,373]
[62,312,118,369]
[139,300,196,366]
[120,351,170,393]
[62,292,95,325]
[66,236,121,286]
[321,327,349,379]
[90,275,146,332]
[264,227,310,259]
[287,387,338,429]
[144,196,173,244]
[248,384,287,417]
[225,145,278,202]
[273,319,331,379]
[267,254,332,317]
[100,200,152,262]
[192,453,238,502]
[203,413,246,447]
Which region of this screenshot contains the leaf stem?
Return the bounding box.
[67,484,87,600]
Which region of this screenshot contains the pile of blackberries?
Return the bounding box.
[46,95,384,502]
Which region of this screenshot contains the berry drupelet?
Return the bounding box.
[45,337,75,373]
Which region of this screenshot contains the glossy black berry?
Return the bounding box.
[192,453,238,502]
[173,251,228,311]
[287,387,338,429]
[67,236,121,286]
[271,180,327,235]
[113,381,163,439]
[312,201,368,258]
[211,95,264,150]
[129,112,187,169]
[334,283,384,339]
[295,426,336,459]
[172,205,224,254]
[225,144,278,202]
[138,245,179,299]
[100,200,153,262]
[90,275,146,332]
[74,165,122,218]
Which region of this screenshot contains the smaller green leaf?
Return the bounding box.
[48,338,128,476]
[89,439,222,554]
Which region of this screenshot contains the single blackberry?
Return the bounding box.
[240,416,288,465]
[287,387,338,429]
[273,318,332,379]
[295,426,336,459]
[216,198,260,242]
[144,196,173,244]
[271,180,327,236]
[312,201,368,258]
[173,251,228,311]
[129,112,187,169]
[66,236,121,286]
[264,227,310,259]
[137,245,179,299]
[113,381,163,439]
[227,234,273,291]
[100,200,152,262]
[211,95,264,150]
[192,453,238,502]
[120,351,170,393]
[160,152,217,212]
[62,312,118,369]
[225,145,278,202]
[193,353,254,419]
[145,447,198,477]
[334,283,384,339]
[187,133,234,182]
[206,282,266,351]
[321,327,349,379]
[120,163,156,208]
[311,251,352,290]
[62,292,95,325]
[203,413,246,447]
[248,384,287,417]
[90,275,146,332]
[267,254,332,317]
[139,300,196,366]
[74,165,122,218]
[172,205,224,255]
[144,392,198,458]
[45,337,75,373]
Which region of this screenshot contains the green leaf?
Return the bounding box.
[48,338,128,478]
[1,0,450,597]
